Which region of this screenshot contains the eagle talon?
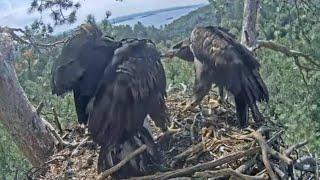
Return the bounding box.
[155,128,180,144]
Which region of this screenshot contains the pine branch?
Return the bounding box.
[0,26,67,48]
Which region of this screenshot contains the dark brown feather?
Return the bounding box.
[51,24,120,124]
[190,26,269,126]
[87,39,169,174]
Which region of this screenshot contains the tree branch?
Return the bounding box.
[253,40,320,69]
[0,26,67,48]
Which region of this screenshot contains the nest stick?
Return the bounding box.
[190,114,198,143]
[171,141,205,167]
[270,162,288,179]
[52,107,63,134]
[127,147,260,180]
[194,168,267,180]
[249,131,279,180]
[36,101,44,115]
[97,144,147,180]
[284,140,308,156]
[236,155,258,173]
[43,120,77,148]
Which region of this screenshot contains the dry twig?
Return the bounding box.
[43,120,77,148]
[284,140,308,156]
[194,168,267,180]
[248,131,279,180]
[170,141,205,167]
[36,101,44,115]
[52,107,63,135]
[127,147,260,180]
[97,145,148,180]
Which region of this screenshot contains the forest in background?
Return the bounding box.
[0,0,320,178]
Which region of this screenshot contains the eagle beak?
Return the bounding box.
[160,49,177,59]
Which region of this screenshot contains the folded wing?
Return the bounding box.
[87,39,169,173]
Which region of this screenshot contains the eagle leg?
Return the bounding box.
[250,103,265,124]
[234,93,249,128]
[73,89,91,125]
[183,77,212,112]
[217,86,227,104]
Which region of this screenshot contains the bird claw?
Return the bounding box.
[155,128,180,144]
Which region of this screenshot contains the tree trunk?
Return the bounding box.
[0,33,55,166]
[241,0,259,46]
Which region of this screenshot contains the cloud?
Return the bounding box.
[0,0,208,31]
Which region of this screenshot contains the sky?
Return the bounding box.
[0,0,208,31]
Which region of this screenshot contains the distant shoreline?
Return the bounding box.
[109,3,207,24]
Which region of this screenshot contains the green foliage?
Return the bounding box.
[257,0,320,151]
[17,49,78,129]
[0,124,30,179]
[29,0,80,26]
[162,58,194,86]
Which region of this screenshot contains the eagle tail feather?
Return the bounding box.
[97,127,159,178]
[238,70,269,125]
[234,91,249,127]
[252,70,269,102]
[97,146,113,173]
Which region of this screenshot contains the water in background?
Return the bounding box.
[112,4,205,28]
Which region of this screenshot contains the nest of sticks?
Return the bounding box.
[30,88,319,180]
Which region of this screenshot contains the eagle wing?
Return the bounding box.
[87,39,168,148]
[190,26,267,97]
[190,26,268,126]
[190,26,260,70]
[51,34,119,96]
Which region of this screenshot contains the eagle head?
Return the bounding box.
[162,38,194,62]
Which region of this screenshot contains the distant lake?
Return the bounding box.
[111,4,206,28]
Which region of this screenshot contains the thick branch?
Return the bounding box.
[284,140,308,156]
[127,147,260,180]
[241,0,320,71]
[254,40,320,68]
[194,168,267,180]
[249,131,278,180]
